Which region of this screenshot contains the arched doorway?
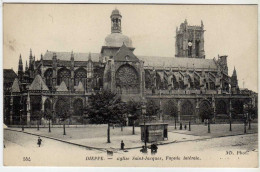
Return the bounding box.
[73,99,84,116]
[163,100,178,120]
[199,101,211,122]
[55,98,70,118]
[44,98,52,115]
[181,100,194,121]
[216,100,227,115]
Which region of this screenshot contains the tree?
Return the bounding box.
[244,103,257,130]
[33,111,43,131]
[59,109,71,135]
[164,100,178,129]
[146,100,160,121]
[45,109,52,133]
[127,100,142,134]
[86,90,127,143]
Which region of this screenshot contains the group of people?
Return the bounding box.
[140,143,158,154]
[121,140,158,154]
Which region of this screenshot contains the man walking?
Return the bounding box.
[37,137,42,147]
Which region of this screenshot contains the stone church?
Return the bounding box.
[4,9,255,125]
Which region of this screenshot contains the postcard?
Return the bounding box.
[3,3,258,167]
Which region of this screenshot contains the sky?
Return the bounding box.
[3,4,258,92]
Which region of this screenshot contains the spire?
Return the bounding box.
[25,60,28,70]
[29,49,33,67]
[232,67,237,77]
[201,20,204,28]
[40,54,43,60]
[18,54,23,72]
[71,51,74,61]
[88,52,92,61]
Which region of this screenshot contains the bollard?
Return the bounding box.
[244,121,247,134]
[229,120,232,131]
[208,122,210,133]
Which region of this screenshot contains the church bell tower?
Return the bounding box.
[111,8,122,33]
[175,19,205,59]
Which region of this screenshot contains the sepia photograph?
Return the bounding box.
[2,3,258,167]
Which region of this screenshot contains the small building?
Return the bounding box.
[140,123,168,143]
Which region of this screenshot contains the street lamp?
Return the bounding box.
[141,98,147,150]
[243,104,248,134]
[248,104,252,130]
[229,108,233,132]
[20,109,24,131]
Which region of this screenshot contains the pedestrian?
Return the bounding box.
[151,143,158,155]
[140,145,147,153]
[120,140,125,150]
[184,124,187,130]
[37,137,42,147]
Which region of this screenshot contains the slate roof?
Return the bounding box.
[11,78,20,92]
[56,81,68,92]
[29,75,49,91]
[138,56,218,70]
[41,50,217,70]
[114,44,139,62]
[4,69,17,84]
[42,51,100,62]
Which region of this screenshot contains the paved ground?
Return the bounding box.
[7,123,258,149]
[170,123,258,137]
[4,129,258,167]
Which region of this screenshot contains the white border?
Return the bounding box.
[0,0,259,172]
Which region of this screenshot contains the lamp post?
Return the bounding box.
[244,113,247,134]
[141,98,147,150]
[208,119,210,133]
[229,108,232,132]
[243,104,248,134]
[248,104,252,130]
[20,109,24,131]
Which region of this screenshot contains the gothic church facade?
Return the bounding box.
[4,9,255,125]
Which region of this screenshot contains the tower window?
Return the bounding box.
[196,40,200,57]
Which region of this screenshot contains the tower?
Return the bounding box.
[18,54,23,81]
[101,9,134,59]
[111,8,122,33]
[175,19,205,58]
[231,67,239,94]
